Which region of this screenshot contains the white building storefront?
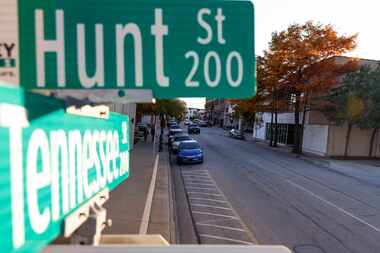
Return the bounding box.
[254,111,380,158]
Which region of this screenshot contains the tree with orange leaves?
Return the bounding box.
[231,54,286,145]
[268,21,358,154]
[229,56,268,132]
[260,52,291,147]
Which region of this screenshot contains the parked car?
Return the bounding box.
[176,140,204,165]
[167,120,177,128]
[171,134,192,153]
[199,121,208,127]
[188,124,200,134]
[135,124,147,140]
[168,129,184,144]
[169,124,181,130]
[229,129,245,140]
[184,120,192,126]
[168,127,182,137]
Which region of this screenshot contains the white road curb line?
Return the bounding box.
[139,154,160,234]
[199,234,254,245]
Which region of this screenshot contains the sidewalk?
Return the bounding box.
[104,141,155,234]
[301,155,380,187]
[147,146,176,243]
[243,132,380,187]
[103,139,175,243]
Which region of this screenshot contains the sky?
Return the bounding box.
[182,0,380,109]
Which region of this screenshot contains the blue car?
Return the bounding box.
[177,140,204,165]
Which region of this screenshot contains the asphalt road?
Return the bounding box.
[172,127,380,253]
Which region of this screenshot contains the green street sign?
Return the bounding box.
[0,84,130,253]
[14,0,255,98]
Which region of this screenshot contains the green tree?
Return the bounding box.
[268,21,357,154]
[239,55,275,145]
[356,65,380,157]
[137,99,187,122]
[323,66,370,157]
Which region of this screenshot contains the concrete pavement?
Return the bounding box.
[148,146,177,243]
[104,141,155,234]
[104,139,175,243]
[173,127,380,253]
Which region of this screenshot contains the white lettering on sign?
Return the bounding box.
[35,10,65,87]
[50,130,69,220]
[35,8,170,89]
[0,104,29,249]
[226,51,243,87]
[32,7,245,91]
[185,8,244,88]
[204,51,221,87]
[215,8,226,44]
[5,104,129,248]
[27,129,51,234]
[77,24,105,88]
[151,9,170,87]
[197,8,212,45]
[116,23,143,87]
[185,51,243,88]
[197,8,225,45]
[185,51,200,87]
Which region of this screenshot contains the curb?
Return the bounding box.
[169,150,199,244]
[166,148,178,244]
[146,145,177,244]
[299,156,331,169]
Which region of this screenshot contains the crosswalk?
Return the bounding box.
[181,169,257,245]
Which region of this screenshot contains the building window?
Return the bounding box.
[265,123,297,145]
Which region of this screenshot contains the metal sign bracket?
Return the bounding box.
[63,189,111,245]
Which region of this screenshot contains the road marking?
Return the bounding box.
[286,179,380,234]
[199,234,253,245]
[189,197,229,204]
[139,154,159,234]
[205,170,259,244]
[193,211,240,220]
[191,203,233,210]
[183,175,212,179]
[182,170,208,173]
[185,182,215,187]
[187,192,222,197]
[184,179,214,184]
[182,171,209,175]
[196,223,247,232]
[186,186,218,191]
[181,167,258,244]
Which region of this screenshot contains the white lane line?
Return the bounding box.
[182,175,211,179]
[205,171,259,244]
[184,179,214,184]
[199,234,253,245]
[185,182,215,187]
[182,171,209,175]
[193,211,239,220]
[286,179,380,234]
[191,203,233,211]
[189,197,229,204]
[187,192,222,197]
[186,186,218,191]
[196,223,246,232]
[139,154,159,234]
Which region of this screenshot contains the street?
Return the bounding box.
[173,127,380,253]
